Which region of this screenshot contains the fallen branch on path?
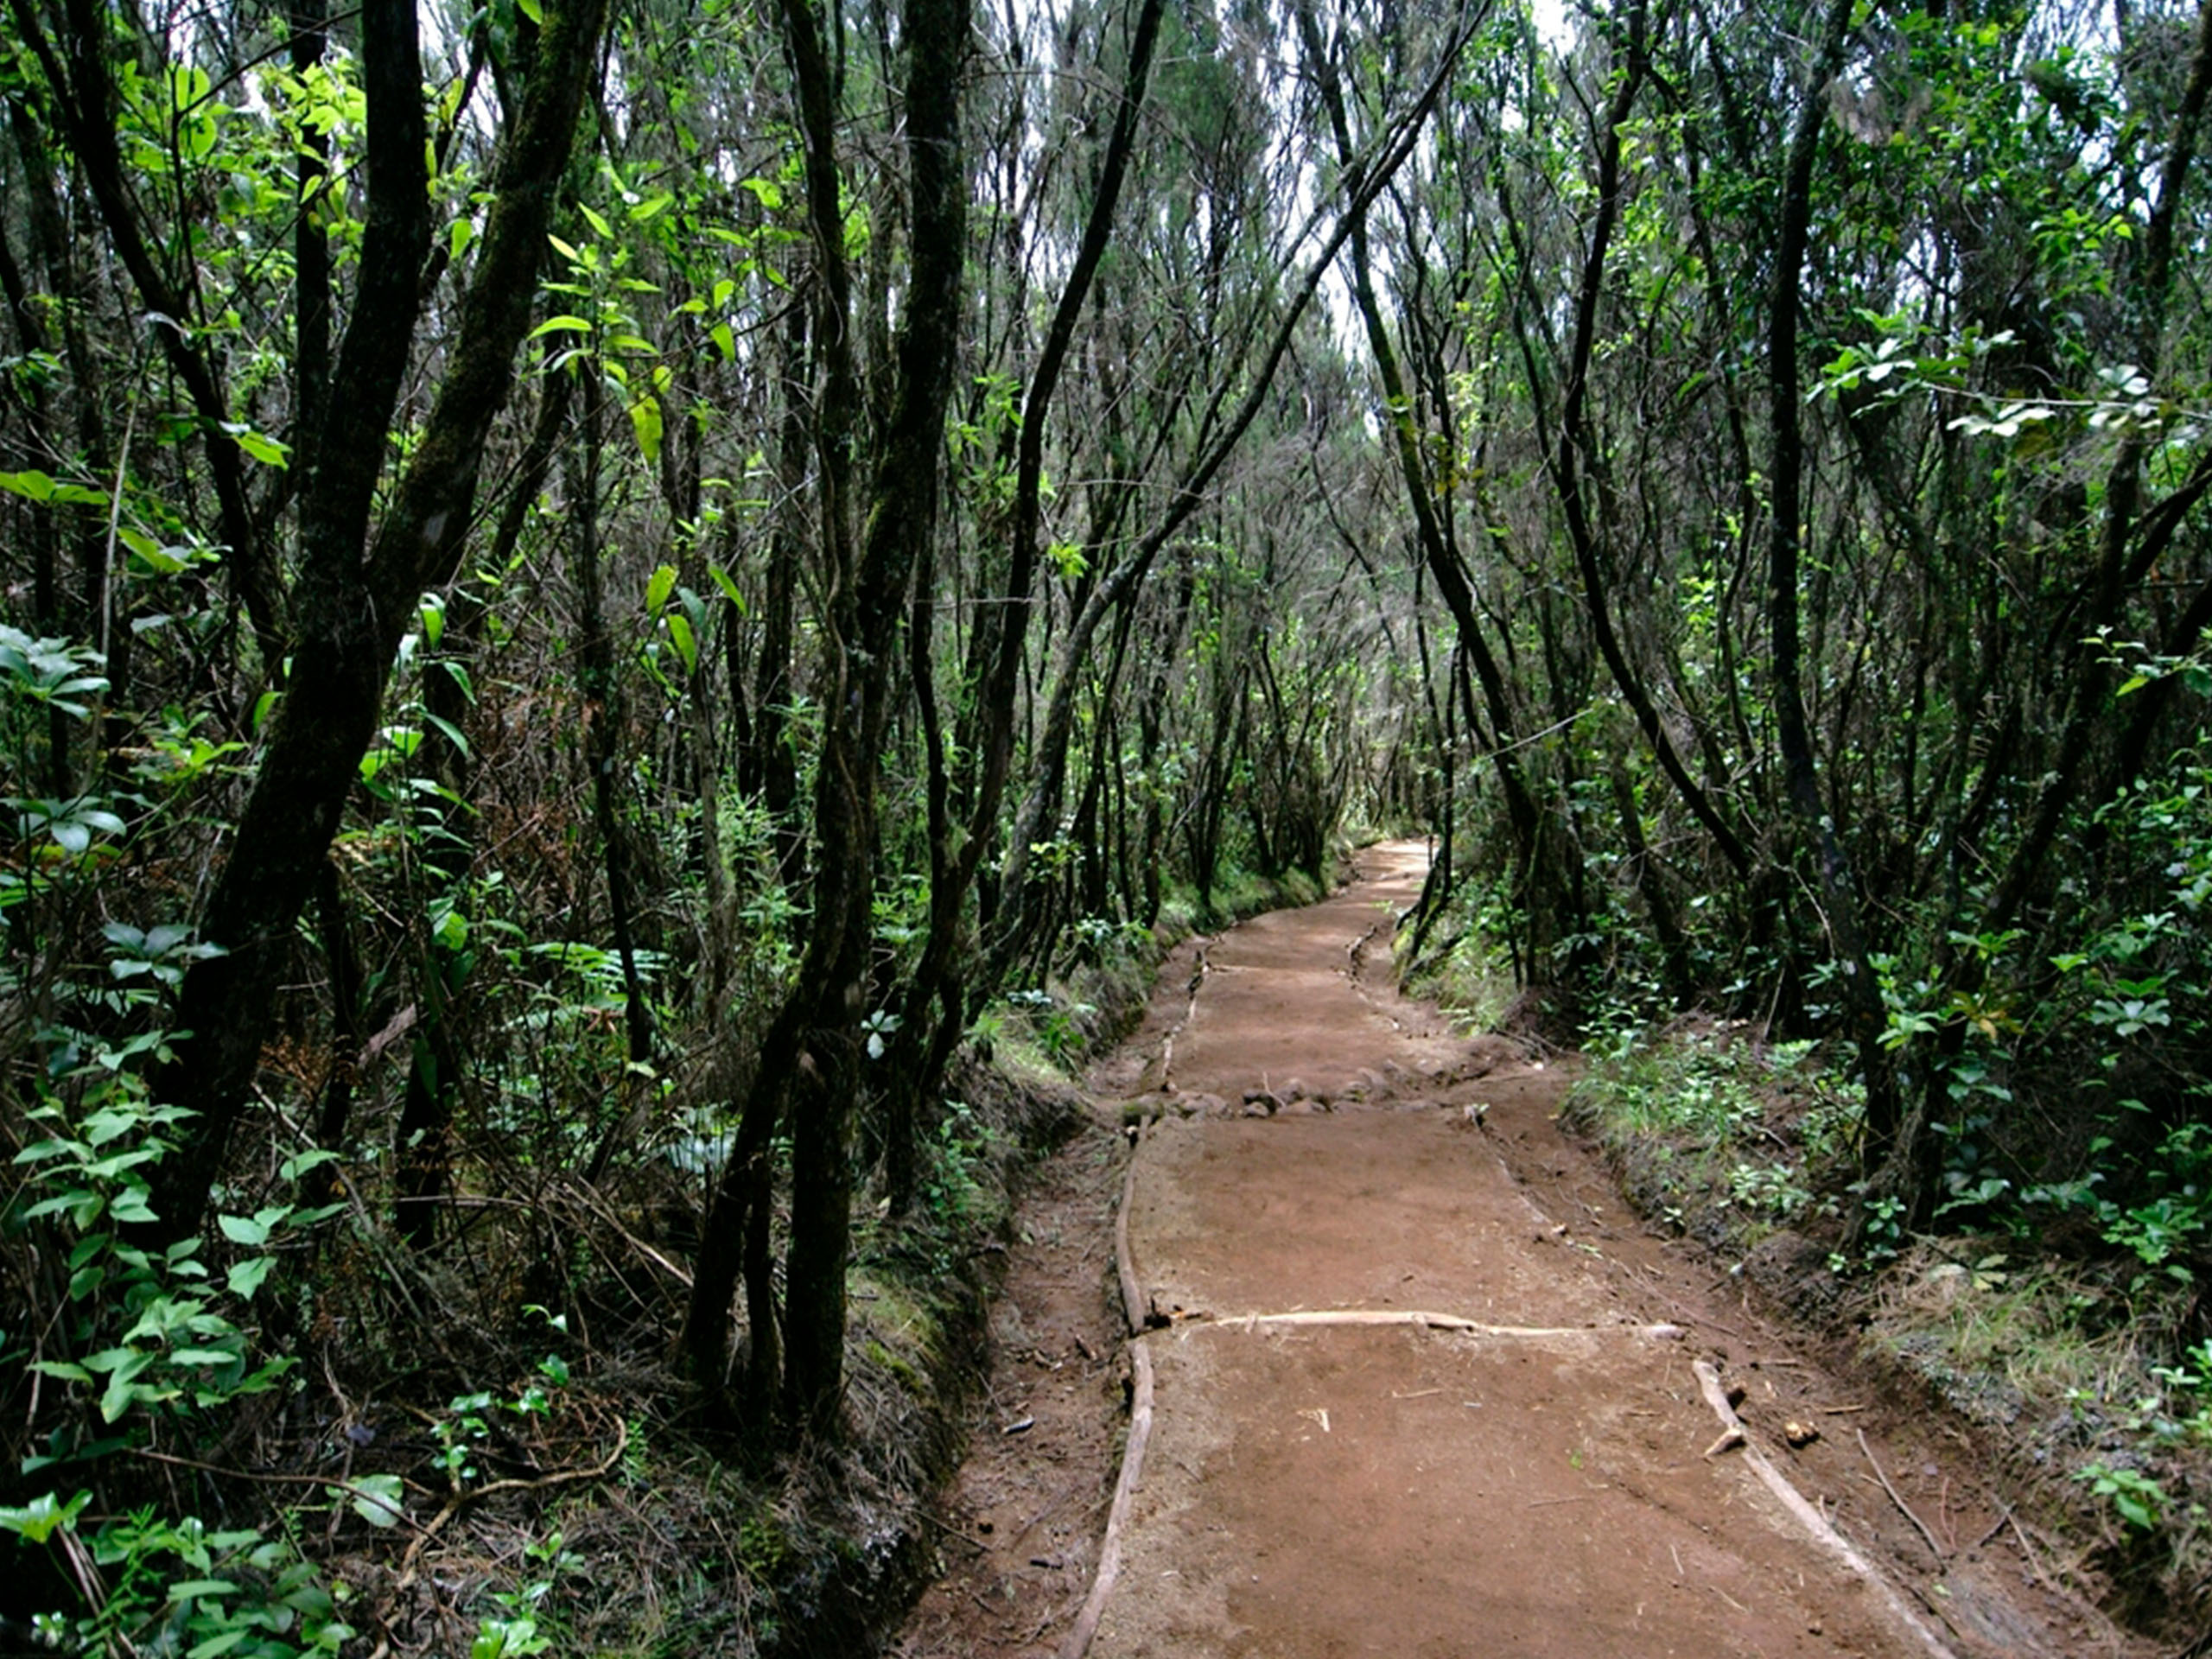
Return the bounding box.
[1214,1308,1686,1341]
[1115,1133,1148,1335]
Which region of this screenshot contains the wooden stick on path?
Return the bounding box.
[1858,1427,1949,1563]
[1116,1130,1146,1334]
[1207,1308,1686,1341]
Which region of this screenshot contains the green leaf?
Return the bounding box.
[99,1351,156,1421]
[708,563,747,614]
[219,1212,271,1248]
[168,1578,240,1600]
[226,1256,274,1299]
[220,423,289,468]
[529,315,594,339]
[667,613,697,676]
[0,1490,89,1543]
[334,1473,407,1529]
[645,563,677,616]
[515,0,543,22]
[109,1187,158,1224]
[578,201,613,239]
[629,394,664,466]
[423,713,472,758]
[280,1148,339,1182]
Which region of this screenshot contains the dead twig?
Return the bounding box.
[398,1419,631,1581]
[2002,1503,2056,1595]
[915,1507,994,1554]
[132,1447,428,1535]
[1057,1341,1154,1659]
[1857,1428,1948,1563]
[557,1179,692,1287]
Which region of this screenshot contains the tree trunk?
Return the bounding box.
[143,0,608,1240]
[684,0,969,1440]
[1761,0,1900,1169]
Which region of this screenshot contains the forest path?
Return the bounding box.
[893,842,2122,1659]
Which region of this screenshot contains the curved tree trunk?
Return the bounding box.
[142,0,609,1241]
[1761,0,1899,1173]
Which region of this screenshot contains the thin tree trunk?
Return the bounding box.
[291,0,331,482]
[10,0,288,669]
[685,0,969,1440]
[1546,0,1753,878]
[1763,0,1897,1166]
[991,29,1467,975]
[882,0,1166,1205]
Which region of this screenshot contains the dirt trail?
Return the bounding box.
[894,842,2130,1659]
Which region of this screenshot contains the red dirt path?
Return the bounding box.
[892,842,2140,1659]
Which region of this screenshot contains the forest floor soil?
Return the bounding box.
[889,842,2152,1659]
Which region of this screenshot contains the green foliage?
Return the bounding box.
[15,1058,335,1438]
[1000,988,1097,1072]
[1565,1027,1862,1260]
[5,1504,354,1657]
[918,1100,1005,1236]
[4,1015,351,1647]
[2077,1461,2170,1533]
[470,1528,581,1657]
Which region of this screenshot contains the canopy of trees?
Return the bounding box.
[3,0,2211,1642]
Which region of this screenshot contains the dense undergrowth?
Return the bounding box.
[0,837,1319,1657]
[1,1019,1071,1658]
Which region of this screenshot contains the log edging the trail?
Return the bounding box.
[1056,1338,1153,1659]
[1690,1360,1958,1659]
[1115,1129,1146,1335]
[1199,1308,1686,1340]
[1059,1127,1156,1659]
